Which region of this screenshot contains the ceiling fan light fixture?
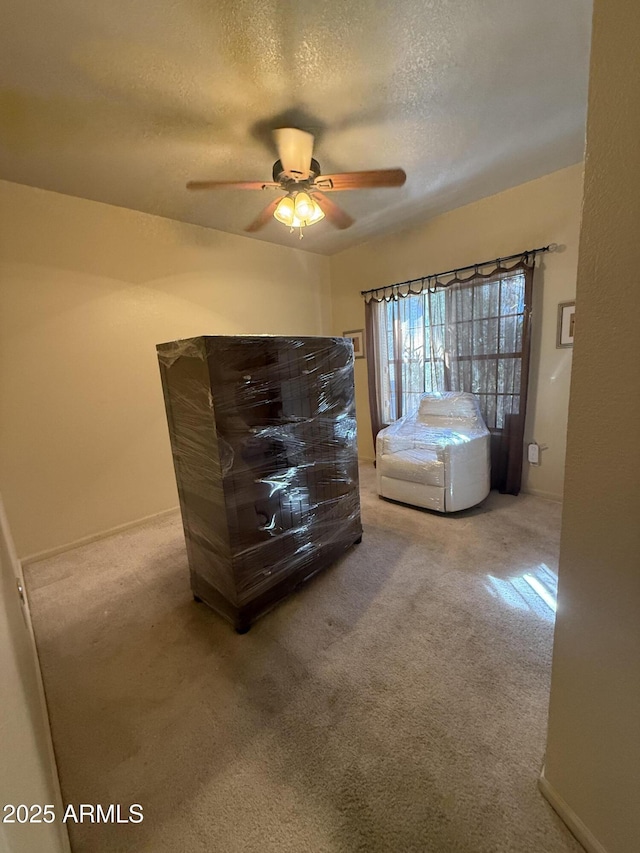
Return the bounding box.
[274,192,325,231]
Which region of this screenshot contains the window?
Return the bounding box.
[375,269,529,431]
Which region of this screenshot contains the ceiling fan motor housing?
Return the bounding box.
[272,157,321,185]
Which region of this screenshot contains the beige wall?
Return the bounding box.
[543,1,640,852]
[330,163,584,500]
[0,181,331,559]
[0,166,583,558]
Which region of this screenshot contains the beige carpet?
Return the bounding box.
[25,465,583,853]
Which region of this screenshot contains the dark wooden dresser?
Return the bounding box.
[157,335,362,632]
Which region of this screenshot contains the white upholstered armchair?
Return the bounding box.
[376,392,491,512]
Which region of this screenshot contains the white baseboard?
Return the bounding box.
[21,506,180,566]
[539,767,608,853]
[522,487,563,503]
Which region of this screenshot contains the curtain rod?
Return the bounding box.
[360,243,556,298]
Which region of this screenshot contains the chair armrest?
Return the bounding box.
[444,432,491,485]
[377,427,445,458]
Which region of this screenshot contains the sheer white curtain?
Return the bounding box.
[372,289,446,423]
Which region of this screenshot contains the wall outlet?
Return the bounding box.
[527,442,540,465]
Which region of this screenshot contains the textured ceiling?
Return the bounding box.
[0,0,592,255]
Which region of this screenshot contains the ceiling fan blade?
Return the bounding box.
[186,180,280,191]
[244,198,281,232]
[273,127,314,177]
[314,169,406,191]
[312,191,354,230]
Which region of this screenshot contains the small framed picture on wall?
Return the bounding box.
[343,329,365,359]
[557,301,576,348]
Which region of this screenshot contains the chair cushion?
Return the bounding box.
[417,391,481,422]
[378,448,445,487]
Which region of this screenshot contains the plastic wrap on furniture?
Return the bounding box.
[157,335,362,631]
[376,391,490,513]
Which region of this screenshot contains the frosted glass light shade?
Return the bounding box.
[307,201,325,223]
[274,196,295,226]
[294,192,314,220]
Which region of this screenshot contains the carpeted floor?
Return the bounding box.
[25,465,583,853]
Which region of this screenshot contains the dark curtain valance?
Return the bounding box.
[362,247,550,303]
[364,249,548,495]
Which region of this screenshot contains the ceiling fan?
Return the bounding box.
[186,127,406,236]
